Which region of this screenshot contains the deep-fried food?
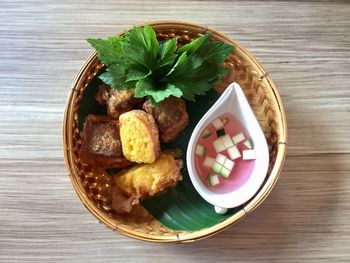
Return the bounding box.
[80,114,131,168]
[83,168,136,214]
[113,153,183,205]
[95,84,143,118]
[110,182,137,214]
[119,110,160,164]
[143,97,189,143]
[95,84,110,106]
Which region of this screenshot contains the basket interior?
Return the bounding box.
[65,22,285,242]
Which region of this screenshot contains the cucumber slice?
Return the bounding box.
[223,158,235,170]
[215,153,226,165]
[212,118,224,129]
[243,149,256,160]
[211,162,222,174]
[232,132,245,144]
[208,174,220,186]
[203,157,215,168]
[243,139,253,149]
[219,167,230,178]
[213,138,225,152]
[221,134,234,149]
[201,129,212,138]
[227,145,241,160]
[195,145,206,156]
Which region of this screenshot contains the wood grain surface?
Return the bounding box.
[0,0,349,262]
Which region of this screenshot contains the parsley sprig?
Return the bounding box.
[87,24,234,104]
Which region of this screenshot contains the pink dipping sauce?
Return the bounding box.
[194,113,256,194]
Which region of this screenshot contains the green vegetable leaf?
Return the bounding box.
[87,25,234,104]
[158,38,178,67]
[178,33,211,55]
[134,77,154,98]
[179,33,234,65]
[135,78,182,103]
[100,65,135,90]
[122,24,159,70]
[171,80,212,102]
[87,36,124,66]
[196,40,234,65]
[126,65,151,82]
[143,24,159,60]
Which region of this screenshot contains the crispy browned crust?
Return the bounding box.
[80,114,131,168]
[143,97,189,142]
[120,110,161,163]
[95,84,144,119]
[95,84,109,105]
[153,159,183,196]
[110,183,138,214]
[113,153,183,207]
[84,168,137,214]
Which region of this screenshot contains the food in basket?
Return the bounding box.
[119,110,160,163]
[80,114,131,168]
[110,182,136,214]
[95,84,143,118]
[143,97,189,142]
[78,24,234,215]
[113,153,183,207]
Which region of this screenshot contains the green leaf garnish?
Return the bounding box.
[87,36,124,66]
[87,24,234,104]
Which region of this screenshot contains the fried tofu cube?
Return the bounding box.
[80,114,130,168]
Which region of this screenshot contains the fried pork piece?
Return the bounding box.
[83,168,136,214]
[80,114,131,168]
[142,97,189,143]
[110,183,137,214]
[113,153,183,205]
[95,84,143,118]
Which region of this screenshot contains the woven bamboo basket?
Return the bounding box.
[63,20,287,243]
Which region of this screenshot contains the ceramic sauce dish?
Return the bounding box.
[186,82,269,214]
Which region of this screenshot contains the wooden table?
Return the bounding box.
[1,0,349,262]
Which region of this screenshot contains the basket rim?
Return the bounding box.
[62,20,288,243]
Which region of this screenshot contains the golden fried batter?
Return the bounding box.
[143,97,189,143]
[95,84,143,118]
[113,153,183,204]
[80,114,131,168]
[119,110,160,164]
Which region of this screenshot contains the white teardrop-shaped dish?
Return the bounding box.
[186,82,269,212]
